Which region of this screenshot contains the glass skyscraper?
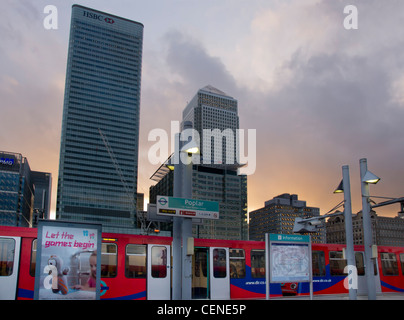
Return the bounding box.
[0,151,34,227]
[182,85,239,167]
[185,86,248,240]
[56,5,143,233]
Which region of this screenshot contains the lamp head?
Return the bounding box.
[362,170,380,184]
[181,140,199,154]
[333,180,344,194]
[165,155,175,170]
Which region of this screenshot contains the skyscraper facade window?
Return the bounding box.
[56,5,143,233]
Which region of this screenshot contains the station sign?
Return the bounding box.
[156,195,219,220]
[269,233,310,243]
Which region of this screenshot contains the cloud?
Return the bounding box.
[140,0,404,216]
[2,0,404,219]
[163,30,238,96]
[0,1,67,218]
[138,29,240,196]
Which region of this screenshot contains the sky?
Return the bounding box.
[1,0,404,220]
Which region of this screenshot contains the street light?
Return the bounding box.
[333,180,344,194]
[181,140,199,155]
[335,165,357,300]
[172,132,183,300]
[181,122,198,300]
[172,121,199,300]
[362,170,381,184]
[295,165,357,300]
[360,158,379,300]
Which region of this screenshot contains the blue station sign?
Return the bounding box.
[156,196,219,220]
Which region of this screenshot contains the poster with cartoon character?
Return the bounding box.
[34,220,102,300]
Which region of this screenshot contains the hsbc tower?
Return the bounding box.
[56,5,143,233]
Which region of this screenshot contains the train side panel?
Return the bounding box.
[99,233,172,300]
[378,246,404,293]
[2,226,404,299]
[17,237,36,299]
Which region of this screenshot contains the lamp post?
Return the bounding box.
[172,132,183,300]
[334,165,357,300]
[172,121,199,300]
[360,158,380,300]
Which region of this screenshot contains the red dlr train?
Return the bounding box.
[1,226,403,300]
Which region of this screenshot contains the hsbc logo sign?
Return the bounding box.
[83,10,115,24]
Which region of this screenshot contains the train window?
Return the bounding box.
[330,251,347,276]
[0,238,15,276]
[373,259,378,275]
[213,249,227,278]
[354,252,377,276]
[399,253,404,276]
[125,244,146,278]
[400,254,404,276]
[230,249,245,278]
[355,252,365,276]
[380,252,398,276]
[312,251,326,277]
[101,243,117,278]
[30,239,37,277]
[151,246,167,278]
[194,250,208,278]
[251,250,265,278]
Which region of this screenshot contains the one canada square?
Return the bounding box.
[56,5,143,233]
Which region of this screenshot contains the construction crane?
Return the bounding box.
[98,128,159,234]
[98,128,132,198]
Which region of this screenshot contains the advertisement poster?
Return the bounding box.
[34,220,102,300]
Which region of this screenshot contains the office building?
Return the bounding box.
[0,151,51,227]
[149,86,248,240]
[184,86,247,239]
[192,165,248,240]
[326,210,404,246]
[56,5,143,233]
[31,171,52,225]
[183,85,239,167]
[150,168,174,205]
[136,193,144,212]
[249,193,324,243]
[0,151,34,227]
[149,164,248,240]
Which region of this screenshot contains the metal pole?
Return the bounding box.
[182,121,193,300]
[181,218,192,300]
[342,165,357,300]
[172,133,183,300]
[265,233,270,300]
[360,158,377,300]
[309,235,313,300]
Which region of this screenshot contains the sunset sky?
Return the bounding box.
[1,0,404,219]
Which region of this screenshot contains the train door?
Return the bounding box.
[147,244,171,300]
[355,252,382,295]
[192,248,209,299]
[0,236,21,300]
[209,247,230,299]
